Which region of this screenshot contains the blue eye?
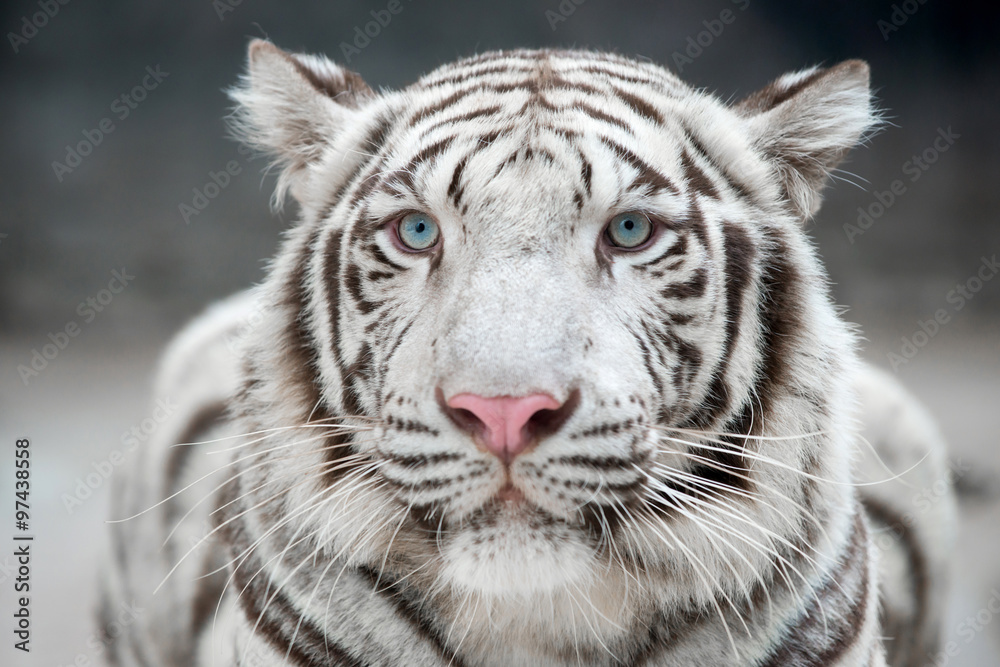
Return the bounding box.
[606,211,653,249]
[396,212,440,251]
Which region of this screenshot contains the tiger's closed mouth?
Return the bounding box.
[494,483,526,504]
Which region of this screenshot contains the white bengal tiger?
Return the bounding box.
[101,41,956,666]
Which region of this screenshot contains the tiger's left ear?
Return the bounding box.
[735,60,877,220]
[229,39,375,205]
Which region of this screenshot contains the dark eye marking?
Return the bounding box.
[635,233,689,272]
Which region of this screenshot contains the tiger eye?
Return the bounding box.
[397,212,440,251]
[606,211,653,249]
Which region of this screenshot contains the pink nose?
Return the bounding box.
[445,393,562,462]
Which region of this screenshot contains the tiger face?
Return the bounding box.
[232,43,874,604]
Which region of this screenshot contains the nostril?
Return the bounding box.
[526,389,580,441]
[438,389,578,462]
[449,406,485,438]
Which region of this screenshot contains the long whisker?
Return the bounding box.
[652,427,931,487]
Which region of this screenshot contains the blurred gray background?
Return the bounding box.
[1,1,997,665]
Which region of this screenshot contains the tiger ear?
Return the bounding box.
[229,39,374,205]
[735,60,877,220]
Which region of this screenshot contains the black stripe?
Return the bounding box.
[660,267,707,300]
[320,155,377,223]
[754,226,803,421]
[575,102,633,132]
[366,269,396,282]
[161,401,229,529]
[410,89,472,125]
[234,553,366,667]
[361,113,393,156]
[323,228,346,370]
[421,64,535,89]
[406,135,455,169]
[601,137,677,195]
[574,64,664,87]
[421,104,504,140]
[380,319,413,382]
[369,242,406,272]
[637,232,689,272]
[409,80,558,126]
[612,85,664,125]
[760,509,872,666]
[738,68,828,114]
[681,121,752,201]
[633,326,665,404]
[862,495,934,665]
[554,451,644,468]
[356,566,467,666]
[686,221,756,428]
[578,148,593,197]
[679,149,720,199]
[344,260,381,315]
[340,342,368,423]
[347,163,385,208]
[319,227,365,484]
[663,328,703,393]
[447,154,468,206]
[189,477,238,652]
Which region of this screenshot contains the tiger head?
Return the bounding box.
[230,41,875,609]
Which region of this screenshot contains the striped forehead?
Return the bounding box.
[404,50,691,149]
[361,52,713,215]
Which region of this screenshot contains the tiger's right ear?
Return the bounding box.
[229,39,374,205]
[734,60,877,220]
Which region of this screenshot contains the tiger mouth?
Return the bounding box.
[494,482,526,504]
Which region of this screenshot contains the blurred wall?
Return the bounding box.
[1,0,998,342]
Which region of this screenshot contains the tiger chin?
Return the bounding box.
[101,41,956,667]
